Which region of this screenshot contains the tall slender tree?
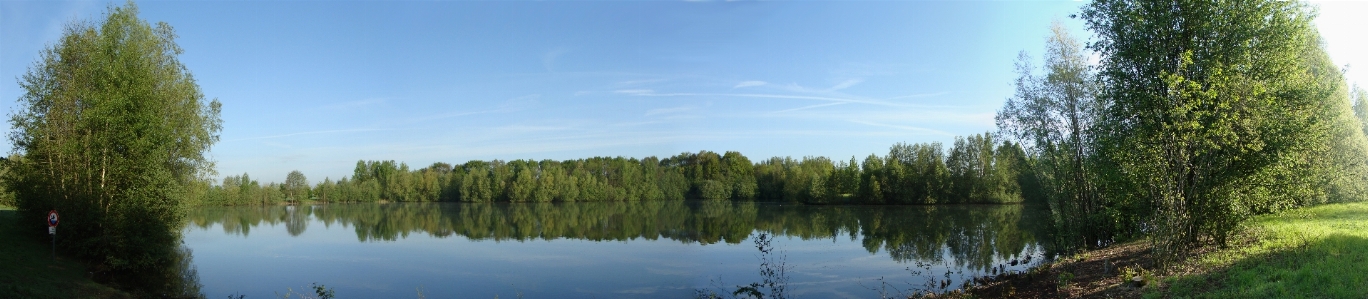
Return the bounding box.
[5,1,221,287]
[997,22,1109,250]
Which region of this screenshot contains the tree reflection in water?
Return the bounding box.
[188,201,1055,272]
[101,244,205,298]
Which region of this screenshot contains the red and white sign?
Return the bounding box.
[47,210,59,227]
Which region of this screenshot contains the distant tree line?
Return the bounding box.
[193,132,1033,206]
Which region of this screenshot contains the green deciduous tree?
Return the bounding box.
[886,142,950,204]
[4,1,220,291]
[858,154,885,204]
[1353,85,1368,137]
[1081,0,1360,264]
[997,22,1113,251]
[284,170,309,203]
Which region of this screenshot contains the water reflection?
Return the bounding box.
[100,244,204,298]
[168,245,205,298]
[187,201,1055,269]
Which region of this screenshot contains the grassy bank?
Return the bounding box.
[0,206,130,298]
[1154,202,1368,298]
[964,202,1368,298]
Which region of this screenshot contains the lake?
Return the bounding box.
[182,201,1055,298]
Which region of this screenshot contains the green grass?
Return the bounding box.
[1151,202,1368,298]
[0,206,130,298]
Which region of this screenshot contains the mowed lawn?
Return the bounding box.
[0,206,130,298]
[1155,202,1368,298]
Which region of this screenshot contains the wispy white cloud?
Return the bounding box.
[614,89,654,95]
[619,90,904,107]
[848,120,954,136]
[733,80,767,88]
[826,79,863,91]
[406,94,541,123]
[406,109,502,123]
[831,62,906,78]
[500,94,542,110]
[321,98,387,110]
[610,120,669,127]
[542,47,571,72]
[616,78,670,86]
[883,91,952,100]
[411,128,921,158]
[644,106,694,116]
[492,124,576,134]
[228,128,390,142]
[770,108,995,127]
[260,140,294,149]
[277,153,307,163]
[779,78,863,93]
[365,133,704,160]
[219,121,966,182]
[768,102,848,114]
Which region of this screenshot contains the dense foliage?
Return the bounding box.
[3,1,221,291]
[1000,0,1368,265]
[195,134,1030,206]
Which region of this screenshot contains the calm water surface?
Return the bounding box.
[183,201,1054,298]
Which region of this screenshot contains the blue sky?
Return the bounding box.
[3,1,1366,184]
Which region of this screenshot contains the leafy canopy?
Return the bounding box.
[5,0,221,282]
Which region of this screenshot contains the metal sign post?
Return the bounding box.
[47,210,58,260]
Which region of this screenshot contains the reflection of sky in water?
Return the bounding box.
[183,203,1049,298]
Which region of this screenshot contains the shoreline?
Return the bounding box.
[955,202,1368,298]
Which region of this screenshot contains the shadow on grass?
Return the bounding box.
[0,209,204,298]
[1160,233,1368,298]
[0,210,131,298]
